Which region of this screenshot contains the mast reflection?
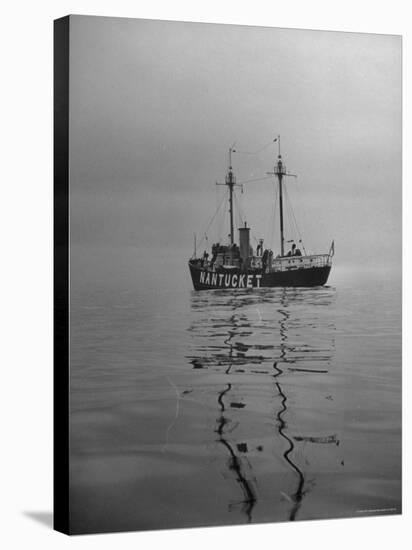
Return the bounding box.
[187,286,338,523]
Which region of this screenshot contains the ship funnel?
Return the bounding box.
[238,222,250,264]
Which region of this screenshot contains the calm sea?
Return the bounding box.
[69,247,401,534]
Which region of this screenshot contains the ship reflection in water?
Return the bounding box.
[187,287,340,523]
[69,268,401,533]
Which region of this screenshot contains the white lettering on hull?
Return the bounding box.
[198,270,264,289]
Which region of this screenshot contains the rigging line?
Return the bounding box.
[270,183,279,251]
[206,190,227,233]
[291,203,308,254]
[287,190,307,255]
[284,187,297,244]
[263,175,276,250]
[283,186,292,236]
[284,186,307,254]
[218,188,233,244]
[217,197,227,242]
[197,189,227,248]
[234,138,278,156]
[237,175,273,185]
[265,181,274,248]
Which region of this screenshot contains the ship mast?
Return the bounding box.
[217,146,240,245]
[267,136,296,257]
[227,147,235,244]
[276,151,286,257]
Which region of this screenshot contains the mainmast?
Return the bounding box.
[226,147,236,244]
[267,136,296,257]
[275,154,286,257]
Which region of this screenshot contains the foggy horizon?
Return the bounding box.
[69,15,401,271]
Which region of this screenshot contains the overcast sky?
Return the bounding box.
[69,15,401,268]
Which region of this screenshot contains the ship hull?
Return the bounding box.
[188,262,331,291]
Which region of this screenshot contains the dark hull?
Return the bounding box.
[189,262,331,291]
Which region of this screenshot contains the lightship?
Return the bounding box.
[188,138,333,291]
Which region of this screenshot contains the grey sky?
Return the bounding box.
[69,15,401,267]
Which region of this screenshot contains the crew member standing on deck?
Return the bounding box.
[287,243,296,257]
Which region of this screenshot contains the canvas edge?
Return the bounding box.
[53,14,71,536]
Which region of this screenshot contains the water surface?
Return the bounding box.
[69,247,401,533]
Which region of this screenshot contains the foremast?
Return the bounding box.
[217,146,241,245]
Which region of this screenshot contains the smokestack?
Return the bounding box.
[238,222,250,264]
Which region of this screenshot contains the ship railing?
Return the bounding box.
[270,253,332,272]
[192,253,332,272]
